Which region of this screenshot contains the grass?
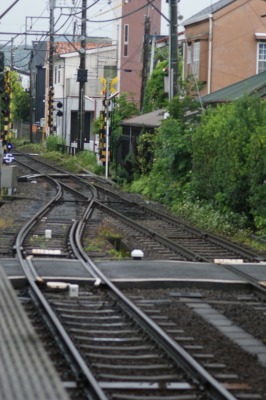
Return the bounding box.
[14,137,266,254]
[171,200,266,253]
[14,136,105,175]
[83,224,130,259]
[128,177,266,254]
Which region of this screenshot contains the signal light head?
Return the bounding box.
[56,101,63,117]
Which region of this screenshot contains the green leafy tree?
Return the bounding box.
[142,60,168,113]
[245,125,266,231]
[10,71,30,122]
[136,130,155,175]
[191,95,266,230]
[135,96,197,202]
[142,45,184,114]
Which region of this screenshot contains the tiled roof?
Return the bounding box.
[201,71,266,105]
[121,109,166,128]
[54,42,112,55]
[183,0,235,25]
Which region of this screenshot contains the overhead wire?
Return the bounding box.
[4,0,167,94]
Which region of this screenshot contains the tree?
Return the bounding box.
[135,96,197,202]
[142,60,168,113]
[10,71,30,122]
[112,92,139,125]
[142,44,184,114]
[191,95,266,230]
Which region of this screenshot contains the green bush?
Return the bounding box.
[191,95,266,229]
[46,135,65,152]
[171,199,249,237]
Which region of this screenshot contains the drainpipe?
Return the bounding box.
[63,57,67,142]
[207,14,213,94]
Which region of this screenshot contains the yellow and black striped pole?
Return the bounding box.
[1,71,11,156]
[48,86,54,135]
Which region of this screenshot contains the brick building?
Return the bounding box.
[182,0,266,96]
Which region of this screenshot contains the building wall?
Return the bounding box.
[46,46,117,146]
[183,0,266,96]
[184,20,209,94]
[120,0,161,107]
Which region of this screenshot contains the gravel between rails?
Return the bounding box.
[123,287,266,399]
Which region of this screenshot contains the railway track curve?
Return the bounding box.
[0,149,265,399]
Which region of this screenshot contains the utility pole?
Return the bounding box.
[10,38,15,70]
[48,0,55,135]
[149,33,156,76]
[77,0,87,151]
[140,15,150,111]
[29,51,33,143]
[169,0,178,100]
[105,81,110,179]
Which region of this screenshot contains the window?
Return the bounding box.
[124,24,129,57]
[193,42,200,78]
[257,42,266,73]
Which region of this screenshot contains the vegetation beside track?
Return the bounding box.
[15,136,104,175]
[14,94,266,254]
[122,95,266,249]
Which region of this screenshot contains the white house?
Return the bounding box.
[45,42,118,153]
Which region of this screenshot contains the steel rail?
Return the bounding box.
[14,175,108,400]
[92,199,266,296]
[14,176,62,248]
[92,182,262,263]
[70,200,238,400]
[94,199,208,261]
[16,154,266,293]
[16,154,99,199]
[18,152,262,263]
[13,154,262,398]
[16,151,96,179]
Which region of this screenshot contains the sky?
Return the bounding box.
[0,0,213,47]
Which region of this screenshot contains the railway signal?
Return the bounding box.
[0,64,13,160]
[48,87,54,134]
[56,101,63,117]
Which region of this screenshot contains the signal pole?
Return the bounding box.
[169,0,179,99]
[140,15,150,111]
[105,81,110,179]
[48,0,55,135]
[77,0,88,151]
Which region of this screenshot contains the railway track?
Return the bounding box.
[12,151,265,264]
[13,231,247,399]
[90,183,263,263]
[0,150,263,398]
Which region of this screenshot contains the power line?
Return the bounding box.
[0,0,20,20]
